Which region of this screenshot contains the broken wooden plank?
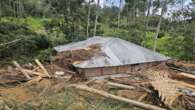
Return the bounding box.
[168,66,195,74]
[64,69,76,74]
[35,59,51,78]
[25,76,42,85]
[85,79,97,85]
[177,81,195,90]
[13,61,31,80]
[106,81,135,90]
[178,72,195,79]
[90,73,130,80]
[71,84,166,110]
[23,69,47,77]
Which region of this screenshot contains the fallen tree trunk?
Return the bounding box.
[71,84,166,110]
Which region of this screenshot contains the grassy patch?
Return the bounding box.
[2,87,136,110]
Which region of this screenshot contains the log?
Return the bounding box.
[177,81,195,90]
[35,59,51,78]
[106,81,135,90]
[179,72,195,79]
[13,61,31,80]
[108,78,151,93]
[23,69,47,77]
[71,84,166,110]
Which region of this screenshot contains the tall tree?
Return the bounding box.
[0,1,2,19]
[192,1,195,60]
[86,0,93,37]
[146,0,152,28]
[93,0,100,36]
[153,0,167,51]
[117,0,122,31]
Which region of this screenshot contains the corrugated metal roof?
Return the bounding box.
[54,36,170,68]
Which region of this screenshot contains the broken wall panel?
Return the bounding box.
[79,61,166,77]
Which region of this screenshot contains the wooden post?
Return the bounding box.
[71,84,166,110]
[35,59,51,78]
[13,61,31,80]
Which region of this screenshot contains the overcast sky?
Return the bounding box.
[85,0,125,7]
[88,0,193,17]
[89,0,192,9]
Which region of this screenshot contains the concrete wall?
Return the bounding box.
[77,61,166,77]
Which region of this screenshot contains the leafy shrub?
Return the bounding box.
[142,32,192,60]
[35,48,54,61]
[0,22,50,64]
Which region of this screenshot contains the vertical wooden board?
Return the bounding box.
[102,67,116,75]
[84,68,102,77]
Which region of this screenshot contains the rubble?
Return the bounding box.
[0,68,27,85]
[53,44,102,69]
[0,46,195,110]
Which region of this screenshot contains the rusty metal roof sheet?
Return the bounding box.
[54,36,170,68]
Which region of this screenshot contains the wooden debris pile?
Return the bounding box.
[69,65,195,110]
[1,58,195,110]
[53,44,103,69]
[169,60,195,71]
[138,68,195,109]
[0,68,26,85]
[12,59,51,81]
[0,59,72,104]
[144,70,183,107]
[0,59,73,86]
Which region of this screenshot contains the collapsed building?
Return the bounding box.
[54,36,170,77]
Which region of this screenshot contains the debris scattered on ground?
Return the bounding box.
[170,60,195,70]
[71,84,166,110]
[0,54,195,110]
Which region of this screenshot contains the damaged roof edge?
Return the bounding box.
[75,60,170,69]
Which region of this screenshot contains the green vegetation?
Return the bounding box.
[0,0,194,64]
[0,1,194,109]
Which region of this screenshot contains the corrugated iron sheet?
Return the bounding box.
[54,36,170,68]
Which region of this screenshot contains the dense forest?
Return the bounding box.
[0,0,194,65]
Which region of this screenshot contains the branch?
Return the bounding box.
[0,39,22,46]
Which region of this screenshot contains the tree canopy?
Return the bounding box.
[0,0,194,65]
